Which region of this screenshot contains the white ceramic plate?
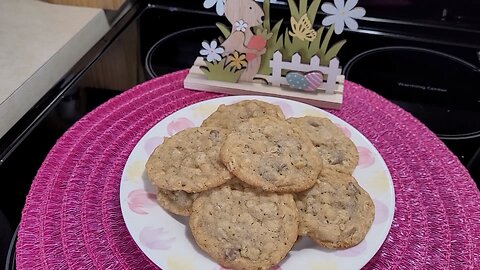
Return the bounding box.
[120,96,395,270]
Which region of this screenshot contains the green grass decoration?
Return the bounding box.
[281,0,346,66]
[200,58,244,82]
[287,0,320,22]
[319,27,346,65]
[306,0,321,23]
[319,25,333,58]
[263,0,270,31]
[282,32,306,60]
[211,0,348,76]
[256,0,284,75]
[306,27,324,59]
[216,22,230,39]
[287,0,300,20]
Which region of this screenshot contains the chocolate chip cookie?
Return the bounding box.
[295,169,375,249]
[146,127,232,192]
[201,100,285,130]
[220,116,322,192]
[288,116,359,174]
[189,183,298,270]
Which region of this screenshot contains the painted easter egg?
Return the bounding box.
[305,71,323,91]
[286,72,309,90]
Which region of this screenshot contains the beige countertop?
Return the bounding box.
[0,0,110,139]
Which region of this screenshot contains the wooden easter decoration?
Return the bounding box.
[184,0,366,109]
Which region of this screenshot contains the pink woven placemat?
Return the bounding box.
[16,70,480,269]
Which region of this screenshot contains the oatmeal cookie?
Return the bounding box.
[146,127,232,192]
[189,184,298,270]
[201,100,285,130]
[295,169,375,249]
[220,116,322,192]
[288,116,359,174]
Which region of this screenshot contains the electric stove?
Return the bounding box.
[2,0,479,267]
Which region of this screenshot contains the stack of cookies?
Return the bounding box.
[146,100,375,270]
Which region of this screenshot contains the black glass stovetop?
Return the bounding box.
[1,0,480,267]
[139,3,480,174]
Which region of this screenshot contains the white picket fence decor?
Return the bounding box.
[268,51,341,94]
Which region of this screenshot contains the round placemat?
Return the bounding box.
[16,70,480,269]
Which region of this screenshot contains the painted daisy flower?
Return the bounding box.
[321,0,366,34]
[203,0,225,16]
[227,51,248,70]
[234,20,248,32]
[200,40,225,62]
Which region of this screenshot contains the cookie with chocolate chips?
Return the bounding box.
[189,183,298,270]
[295,169,375,249]
[201,99,285,130]
[220,116,322,192]
[146,127,232,193]
[288,116,359,174]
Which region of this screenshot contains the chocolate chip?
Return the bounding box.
[347,182,360,196]
[263,172,277,182]
[225,247,240,260]
[330,152,344,165]
[273,161,288,173]
[209,130,220,141]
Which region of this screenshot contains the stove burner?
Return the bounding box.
[344,46,480,139]
[145,26,218,78]
[141,9,480,183]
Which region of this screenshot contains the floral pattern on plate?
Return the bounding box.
[120,96,395,270]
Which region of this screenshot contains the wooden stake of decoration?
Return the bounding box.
[184,57,344,109]
[184,0,367,109]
